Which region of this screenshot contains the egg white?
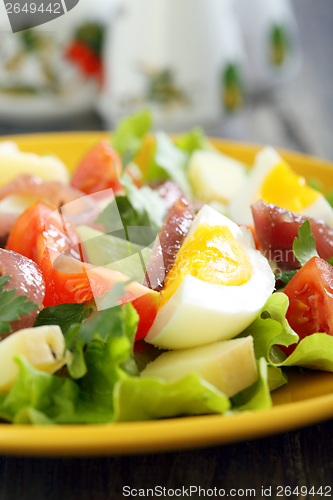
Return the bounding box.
[229,146,277,225]
[229,146,333,228]
[301,196,333,229]
[145,205,275,350]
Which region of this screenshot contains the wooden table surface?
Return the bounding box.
[1,420,333,499]
[1,1,333,498]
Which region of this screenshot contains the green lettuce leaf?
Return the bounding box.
[231,358,272,411]
[278,334,333,371]
[0,359,234,424]
[77,225,152,282]
[0,301,233,424]
[66,336,86,379]
[0,355,101,425]
[111,109,152,167]
[0,303,140,424]
[14,407,55,425]
[95,174,166,234]
[6,283,319,425]
[238,293,299,364]
[147,132,192,196]
[96,196,150,231]
[240,292,333,373]
[120,174,166,231]
[113,373,230,422]
[66,301,139,378]
[0,297,278,424]
[266,365,288,391]
[174,127,208,155]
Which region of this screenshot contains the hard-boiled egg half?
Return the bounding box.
[229,146,333,228]
[144,205,275,350]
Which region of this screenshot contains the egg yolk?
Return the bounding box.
[160,224,252,307]
[258,161,319,212]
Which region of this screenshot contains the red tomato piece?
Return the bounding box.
[6,201,81,265]
[41,248,93,307]
[71,140,123,196]
[86,264,160,341]
[132,292,159,341]
[252,200,333,269]
[42,250,160,341]
[281,256,333,356]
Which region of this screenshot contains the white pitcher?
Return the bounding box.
[234,0,301,93]
[98,0,247,131]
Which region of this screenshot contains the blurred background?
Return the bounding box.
[0,0,332,161]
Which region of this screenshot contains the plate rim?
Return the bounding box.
[1,391,333,457]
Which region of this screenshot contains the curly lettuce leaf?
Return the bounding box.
[266,365,288,391]
[0,303,139,424]
[120,173,166,231]
[278,334,333,371]
[0,300,276,424]
[0,355,108,425]
[231,358,272,411]
[96,174,166,234]
[238,292,298,364]
[3,290,316,425]
[147,132,192,196]
[240,292,333,373]
[76,225,152,282]
[2,301,228,425]
[111,109,152,167]
[113,373,230,422]
[66,301,138,379]
[174,127,208,155]
[0,359,234,424]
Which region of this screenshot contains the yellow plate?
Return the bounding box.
[1,132,333,457]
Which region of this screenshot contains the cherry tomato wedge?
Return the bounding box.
[71,140,123,195]
[6,201,81,265]
[281,256,333,356]
[41,248,92,307]
[42,249,160,341]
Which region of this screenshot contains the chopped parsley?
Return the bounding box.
[0,275,38,335]
[292,219,319,267]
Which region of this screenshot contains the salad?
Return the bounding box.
[0,110,333,425]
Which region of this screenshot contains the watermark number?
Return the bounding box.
[5,2,61,14]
